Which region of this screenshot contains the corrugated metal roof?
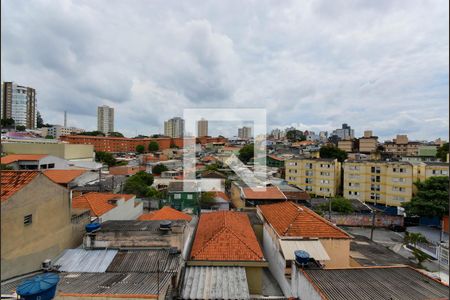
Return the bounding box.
[54,249,118,272]
[181,267,250,300]
[106,249,181,273]
[57,272,173,296]
[302,267,449,300]
[280,240,330,261]
[99,220,187,232]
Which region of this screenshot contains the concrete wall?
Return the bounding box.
[329,213,404,227]
[319,238,350,268]
[97,197,143,223]
[291,263,323,300]
[1,174,86,279]
[245,267,263,295]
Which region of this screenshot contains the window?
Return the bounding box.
[320,171,330,176]
[320,187,330,192]
[371,176,380,183]
[24,214,32,225]
[305,178,313,184]
[305,163,313,169]
[174,194,181,199]
[371,184,380,191]
[305,186,313,191]
[392,177,405,183]
[349,165,360,171]
[40,164,48,169]
[288,162,298,166]
[371,166,381,174]
[320,179,330,184]
[305,170,313,176]
[187,194,193,200]
[48,163,55,169]
[370,193,381,200]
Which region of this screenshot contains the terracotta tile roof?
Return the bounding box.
[138,206,192,221]
[242,186,287,200]
[72,192,135,217]
[0,171,40,202]
[43,169,87,184]
[190,211,264,261]
[258,201,351,239]
[1,154,48,164]
[268,154,284,161]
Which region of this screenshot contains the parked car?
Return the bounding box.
[389,224,406,232]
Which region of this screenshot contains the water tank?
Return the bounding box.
[159,220,172,231]
[17,273,59,300]
[294,250,310,266]
[85,222,101,232]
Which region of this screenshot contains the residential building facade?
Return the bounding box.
[343,161,414,206]
[197,118,208,137]
[384,134,422,157]
[43,125,85,138]
[238,126,252,139]
[358,130,378,153]
[97,105,114,134]
[285,158,341,197]
[164,117,185,138]
[1,82,37,129]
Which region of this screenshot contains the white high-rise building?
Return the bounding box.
[197,118,208,137]
[164,117,185,138]
[1,82,37,129]
[97,105,114,134]
[238,126,252,139]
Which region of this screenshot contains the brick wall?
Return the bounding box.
[329,213,404,227]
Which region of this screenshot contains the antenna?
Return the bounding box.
[64,111,67,127]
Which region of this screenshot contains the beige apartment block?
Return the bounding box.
[285,158,341,197]
[359,130,378,153]
[343,161,414,207]
[384,134,421,157]
[414,162,449,182]
[1,142,94,161]
[338,139,354,153]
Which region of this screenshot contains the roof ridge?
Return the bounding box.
[225,226,262,260]
[300,205,351,238]
[191,226,228,258]
[281,201,303,235]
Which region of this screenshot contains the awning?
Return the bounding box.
[280,240,330,261]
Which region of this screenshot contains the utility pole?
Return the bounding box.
[370,209,376,241]
[328,196,331,221]
[98,168,102,192]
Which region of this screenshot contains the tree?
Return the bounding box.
[238,144,254,164]
[79,131,105,136]
[402,176,449,218]
[403,232,429,266]
[1,118,15,127]
[45,135,54,139]
[200,191,216,207]
[319,145,348,162]
[205,163,220,171]
[0,164,14,170]
[16,125,26,131]
[36,111,44,128]
[148,141,159,152]
[436,143,449,162]
[95,151,117,167]
[123,172,154,197]
[136,145,145,154]
[109,132,124,137]
[318,197,354,214]
[152,164,168,175]
[146,187,165,199]
[286,130,305,142]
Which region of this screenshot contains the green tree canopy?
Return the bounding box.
[45,135,54,139]
[79,131,105,136]
[146,187,165,199]
[318,197,354,214]
[319,145,348,162]
[286,130,305,142]
[0,164,14,170]
[402,176,449,218]
[238,144,254,164]
[436,143,449,162]
[1,118,15,127]
[123,171,154,197]
[95,151,117,167]
[109,132,124,137]
[200,191,216,206]
[152,164,168,175]
[136,145,145,154]
[36,111,44,128]
[16,125,26,131]
[148,141,159,152]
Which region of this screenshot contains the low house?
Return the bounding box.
[43,169,98,188]
[138,205,193,222]
[84,220,195,259]
[109,165,145,176]
[257,201,352,297]
[166,181,200,213]
[1,171,89,280]
[0,154,70,170]
[251,155,285,168]
[72,192,142,222]
[291,266,449,300]
[230,181,287,208]
[277,184,310,203]
[188,211,267,295]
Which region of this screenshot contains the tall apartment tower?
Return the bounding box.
[1,82,37,129]
[197,118,208,137]
[97,105,114,134]
[164,117,185,138]
[238,126,252,139]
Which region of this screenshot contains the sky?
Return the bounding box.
[1,0,448,141]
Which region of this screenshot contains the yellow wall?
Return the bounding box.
[285,158,341,197]
[319,238,351,268]
[245,267,263,294]
[1,174,88,279]
[2,143,94,161]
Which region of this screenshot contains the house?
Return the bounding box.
[165,181,200,213]
[230,181,287,208]
[72,192,142,222]
[251,155,285,168]
[84,220,195,259]
[138,205,193,221]
[1,171,89,280]
[257,201,352,297]
[43,169,98,188]
[188,211,267,295]
[291,266,449,300]
[277,184,310,203]
[109,165,145,176]
[0,154,70,170]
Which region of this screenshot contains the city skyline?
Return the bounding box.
[1,0,448,140]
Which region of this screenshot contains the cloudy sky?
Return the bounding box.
[2,0,448,141]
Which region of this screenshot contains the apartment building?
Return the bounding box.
[337,139,355,153]
[1,82,37,129]
[43,125,85,138]
[343,161,414,206]
[238,126,252,139]
[285,158,341,197]
[164,117,184,138]
[384,134,422,157]
[97,105,114,134]
[414,162,449,182]
[197,118,208,137]
[359,130,378,153]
